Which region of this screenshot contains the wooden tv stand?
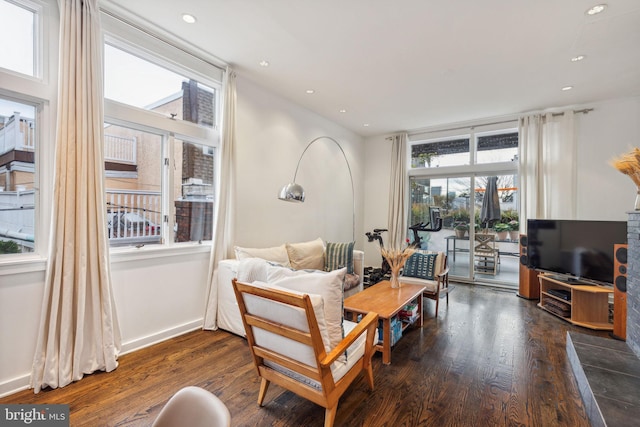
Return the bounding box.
[537,273,613,330]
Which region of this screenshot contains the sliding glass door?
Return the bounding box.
[408,124,521,287]
[409,173,519,287]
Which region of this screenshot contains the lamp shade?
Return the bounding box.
[278,182,305,202]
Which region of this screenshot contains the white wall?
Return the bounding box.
[233,76,365,251]
[362,96,640,267]
[0,75,365,397]
[362,135,393,267]
[576,97,640,220]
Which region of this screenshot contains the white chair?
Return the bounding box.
[152,386,231,427]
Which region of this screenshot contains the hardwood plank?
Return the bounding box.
[1,283,603,426]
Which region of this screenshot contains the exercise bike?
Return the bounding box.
[365,212,443,285]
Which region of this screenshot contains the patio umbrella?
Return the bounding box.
[480,176,501,230]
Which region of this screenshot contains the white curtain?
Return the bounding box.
[203,69,237,330]
[387,133,408,249]
[31,0,120,393]
[519,111,577,229]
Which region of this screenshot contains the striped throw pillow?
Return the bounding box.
[325,241,355,274]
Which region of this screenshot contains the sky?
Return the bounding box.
[0,0,35,118]
[0,0,186,118]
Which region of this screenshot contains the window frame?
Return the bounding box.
[102,28,222,253]
[0,0,56,269]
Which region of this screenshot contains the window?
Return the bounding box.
[411,137,470,168]
[104,44,217,128]
[103,23,221,248]
[476,131,518,164]
[104,123,162,246]
[0,0,49,258]
[0,98,36,254]
[0,0,37,77]
[174,139,215,243]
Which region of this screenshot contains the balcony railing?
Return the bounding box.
[106,190,161,245]
[0,113,35,155]
[0,114,136,165]
[104,134,136,164]
[0,189,35,249]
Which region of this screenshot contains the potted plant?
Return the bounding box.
[493,223,510,240]
[508,220,519,241]
[454,223,469,238]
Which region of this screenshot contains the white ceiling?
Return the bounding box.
[104,0,640,137]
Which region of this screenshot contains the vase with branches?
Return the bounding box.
[611,147,640,209]
[380,245,416,288]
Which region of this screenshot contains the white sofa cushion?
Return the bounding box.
[285,238,325,270]
[234,244,291,267]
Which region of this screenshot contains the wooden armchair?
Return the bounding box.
[232,279,379,427]
[399,251,450,316]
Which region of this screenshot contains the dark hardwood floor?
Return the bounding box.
[1,283,607,426]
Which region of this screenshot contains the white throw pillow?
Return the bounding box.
[237,258,269,283]
[285,238,325,270]
[269,267,346,357]
[234,244,291,267]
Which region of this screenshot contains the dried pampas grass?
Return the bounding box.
[611,147,640,189]
[381,246,416,281]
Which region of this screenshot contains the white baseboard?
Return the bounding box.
[0,376,31,398]
[0,319,203,398]
[120,319,202,355]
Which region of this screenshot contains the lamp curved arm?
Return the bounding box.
[281,136,356,242]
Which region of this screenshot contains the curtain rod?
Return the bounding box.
[386,108,595,140]
[99,8,227,73]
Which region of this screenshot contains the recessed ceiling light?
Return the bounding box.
[562,86,573,91]
[305,89,315,94]
[182,13,197,24]
[259,60,270,67]
[363,124,370,127]
[570,55,586,62]
[339,109,347,113]
[586,4,607,15]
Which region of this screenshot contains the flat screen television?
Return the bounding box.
[526,219,627,285]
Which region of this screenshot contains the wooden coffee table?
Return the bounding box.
[343,280,424,364]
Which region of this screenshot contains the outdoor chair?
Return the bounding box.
[400,251,450,317]
[232,279,379,427]
[474,233,499,275]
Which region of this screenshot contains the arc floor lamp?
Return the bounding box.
[278,136,355,241]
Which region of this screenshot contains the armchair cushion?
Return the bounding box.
[246,281,332,357]
[403,252,438,280]
[285,238,325,270]
[267,267,348,360]
[264,318,367,388]
[398,276,439,293]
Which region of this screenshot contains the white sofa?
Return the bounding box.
[215,241,364,337]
